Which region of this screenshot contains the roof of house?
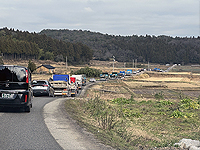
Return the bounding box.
[37,64,55,69]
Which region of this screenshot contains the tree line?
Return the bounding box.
[0,28,93,65]
[41,29,200,65]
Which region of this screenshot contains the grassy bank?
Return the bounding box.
[65,79,200,149]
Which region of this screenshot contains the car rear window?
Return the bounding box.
[32,81,47,85]
[0,66,26,82]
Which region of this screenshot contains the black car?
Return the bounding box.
[32,80,54,97]
[0,65,32,112]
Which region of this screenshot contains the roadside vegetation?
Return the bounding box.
[72,67,102,77]
[65,77,200,149]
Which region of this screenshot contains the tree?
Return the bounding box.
[28,60,36,73]
[44,51,54,60]
[55,54,64,62]
[0,57,4,65]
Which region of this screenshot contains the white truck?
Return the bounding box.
[50,74,70,96]
[50,80,70,96]
[72,75,83,91]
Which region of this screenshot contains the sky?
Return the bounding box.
[0,0,199,37]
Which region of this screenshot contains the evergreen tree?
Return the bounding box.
[28,60,36,73]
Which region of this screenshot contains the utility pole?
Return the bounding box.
[124,62,126,72]
[113,56,115,72]
[133,59,134,71]
[135,59,137,71]
[66,56,68,69]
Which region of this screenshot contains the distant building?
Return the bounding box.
[35,64,55,74]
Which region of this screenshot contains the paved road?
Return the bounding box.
[0,97,63,150]
[0,81,114,150]
[0,84,114,150]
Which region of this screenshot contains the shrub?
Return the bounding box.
[159,100,174,106]
[73,67,102,77]
[170,110,184,118]
[111,96,135,105]
[84,96,119,130]
[180,98,199,110]
[154,91,164,100]
[28,60,36,73]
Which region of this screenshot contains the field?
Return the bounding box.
[3,59,200,149]
[65,72,200,150]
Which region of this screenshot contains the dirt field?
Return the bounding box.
[3,59,200,100]
[86,72,200,102]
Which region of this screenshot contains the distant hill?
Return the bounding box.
[0,28,93,65]
[40,29,200,65]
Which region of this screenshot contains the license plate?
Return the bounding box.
[62,91,68,95]
[2,93,14,99]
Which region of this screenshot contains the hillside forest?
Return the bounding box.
[41,29,200,65]
[0,27,200,65]
[0,28,93,65]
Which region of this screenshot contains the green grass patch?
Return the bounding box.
[65,96,200,149]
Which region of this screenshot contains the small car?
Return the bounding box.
[89,78,96,82]
[32,80,54,97]
[100,78,106,81]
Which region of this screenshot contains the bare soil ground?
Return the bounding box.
[86,71,200,101]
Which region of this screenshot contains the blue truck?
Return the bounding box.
[118,71,125,79]
[50,74,70,96]
[53,74,69,82]
[126,69,132,76]
[120,71,125,76]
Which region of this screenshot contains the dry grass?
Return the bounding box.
[139,77,184,82]
[78,75,200,149]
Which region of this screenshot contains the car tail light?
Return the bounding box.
[43,84,48,87]
[25,95,27,102]
[26,70,28,83]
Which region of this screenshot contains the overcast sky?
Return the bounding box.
[0,0,199,37]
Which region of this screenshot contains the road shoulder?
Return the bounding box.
[43,97,114,150]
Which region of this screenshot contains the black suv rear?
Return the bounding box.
[0,65,32,112]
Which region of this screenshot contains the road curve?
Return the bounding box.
[0,97,63,150]
[44,97,114,150]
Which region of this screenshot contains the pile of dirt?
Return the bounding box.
[133,73,150,79]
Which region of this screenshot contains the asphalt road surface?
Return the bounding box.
[0,91,114,150]
[0,96,63,150]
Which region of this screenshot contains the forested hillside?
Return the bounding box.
[40,29,200,65]
[0,28,93,65]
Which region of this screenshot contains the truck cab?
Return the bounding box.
[69,77,78,97]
